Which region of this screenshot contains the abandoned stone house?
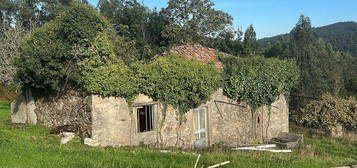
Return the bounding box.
[11,44,289,148]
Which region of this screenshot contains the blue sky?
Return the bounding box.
[88,0,357,39]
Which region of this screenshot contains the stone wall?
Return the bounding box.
[90,89,289,148]
[11,88,289,148]
[34,91,91,136]
[91,96,132,146]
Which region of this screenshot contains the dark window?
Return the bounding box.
[137,105,155,133]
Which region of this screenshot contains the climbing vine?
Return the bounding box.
[77,33,140,103]
[139,55,221,120]
[222,56,300,109]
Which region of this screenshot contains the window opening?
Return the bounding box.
[137,105,155,133]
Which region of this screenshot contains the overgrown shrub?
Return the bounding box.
[16,23,71,91]
[222,56,300,108]
[140,56,221,118]
[77,33,140,102]
[292,94,357,130]
[15,3,110,92]
[55,3,108,45]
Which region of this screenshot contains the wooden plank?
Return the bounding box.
[207,161,230,168]
[193,154,201,168]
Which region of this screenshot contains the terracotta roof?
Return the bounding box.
[163,44,226,69]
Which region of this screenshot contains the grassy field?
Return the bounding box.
[0,101,356,168]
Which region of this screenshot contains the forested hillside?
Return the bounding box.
[259,21,357,57]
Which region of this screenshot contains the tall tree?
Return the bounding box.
[98,0,148,40]
[98,0,169,61]
[242,24,258,56]
[273,15,345,108]
[162,0,233,45]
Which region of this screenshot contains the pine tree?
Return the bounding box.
[284,15,344,108]
[242,24,258,56]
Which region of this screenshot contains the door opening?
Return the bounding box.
[193,107,208,147]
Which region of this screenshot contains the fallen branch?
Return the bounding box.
[194,154,201,168]
[207,161,230,168]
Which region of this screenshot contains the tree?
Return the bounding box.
[162,0,233,45]
[98,0,168,61]
[264,37,289,58]
[15,3,110,92]
[242,24,258,56]
[0,26,29,87]
[205,28,243,55]
[268,15,345,108]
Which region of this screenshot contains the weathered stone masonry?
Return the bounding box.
[11,89,289,148]
[89,89,289,148]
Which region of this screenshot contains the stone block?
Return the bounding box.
[11,90,37,124]
[84,138,100,147]
[271,132,303,149]
[330,124,344,138]
[61,132,75,144]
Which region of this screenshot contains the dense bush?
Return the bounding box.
[77,33,140,101]
[293,94,357,130]
[15,23,71,91]
[56,3,108,45]
[15,3,110,92]
[222,56,300,108]
[140,56,221,117]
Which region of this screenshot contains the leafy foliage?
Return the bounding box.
[264,15,347,108]
[293,94,357,130]
[56,3,108,45]
[140,56,221,115]
[261,21,357,98]
[98,0,168,61]
[242,24,258,56]
[205,29,243,56]
[15,3,110,92]
[77,33,140,101]
[222,56,300,108]
[15,23,72,91]
[162,0,233,44]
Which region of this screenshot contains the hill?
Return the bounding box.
[259,21,357,56]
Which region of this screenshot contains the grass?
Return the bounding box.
[0,101,356,168]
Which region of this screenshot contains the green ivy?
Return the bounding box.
[222,56,300,108]
[140,55,221,116]
[78,33,140,102]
